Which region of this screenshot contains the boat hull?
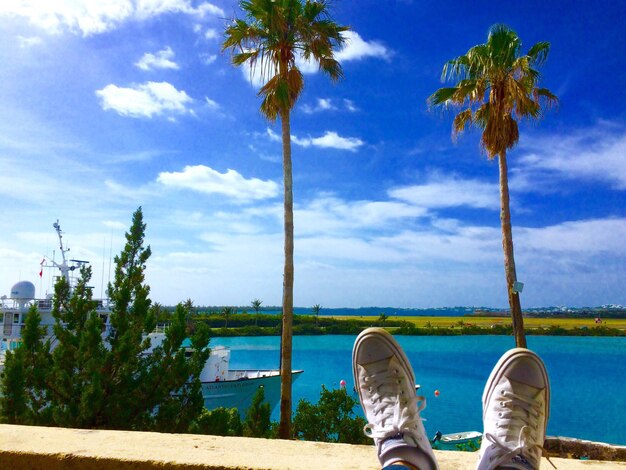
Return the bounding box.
[431,431,482,451]
[201,370,303,415]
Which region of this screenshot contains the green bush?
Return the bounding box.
[293,385,369,444]
[188,407,243,436]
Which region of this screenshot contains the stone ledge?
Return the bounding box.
[546,436,626,462]
[1,424,625,469]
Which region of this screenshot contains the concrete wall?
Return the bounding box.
[1,424,624,469]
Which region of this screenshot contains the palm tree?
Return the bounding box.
[183,298,196,334]
[221,306,234,328]
[251,298,263,326]
[312,303,321,326]
[223,0,348,438]
[429,24,557,348]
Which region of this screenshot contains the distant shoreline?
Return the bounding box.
[191,306,626,318]
[189,312,625,337]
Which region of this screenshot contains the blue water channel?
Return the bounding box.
[212,335,626,445]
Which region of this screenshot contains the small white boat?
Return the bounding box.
[431,430,482,450]
[1,220,302,416]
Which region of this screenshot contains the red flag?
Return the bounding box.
[39,269,43,278]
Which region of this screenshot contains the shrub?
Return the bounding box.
[293,385,369,444]
[188,407,243,436]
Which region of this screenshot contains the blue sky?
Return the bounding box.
[1,0,624,309]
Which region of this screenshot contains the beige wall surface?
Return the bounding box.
[1,424,625,470]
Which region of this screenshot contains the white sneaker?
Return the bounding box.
[353,328,438,470]
[476,348,551,470]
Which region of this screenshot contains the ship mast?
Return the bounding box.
[49,220,72,285]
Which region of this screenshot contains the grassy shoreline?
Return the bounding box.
[329,315,626,330]
[192,313,625,337]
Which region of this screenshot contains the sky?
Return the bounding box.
[0,0,624,309]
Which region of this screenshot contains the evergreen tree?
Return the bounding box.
[0,305,52,424]
[0,208,211,432]
[243,387,272,438]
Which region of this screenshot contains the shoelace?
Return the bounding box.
[358,361,425,443]
[484,389,556,469]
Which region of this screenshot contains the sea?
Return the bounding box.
[211,335,626,446]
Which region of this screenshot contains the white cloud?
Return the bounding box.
[204,27,218,40]
[204,97,220,110]
[17,35,43,47]
[0,0,224,36]
[344,99,358,112]
[302,98,358,114]
[317,99,333,111]
[135,46,179,71]
[519,218,626,255]
[238,30,390,86]
[157,165,279,202]
[238,60,268,88]
[96,81,193,118]
[295,195,428,236]
[102,220,127,230]
[266,128,281,142]
[389,176,500,210]
[248,144,280,164]
[200,53,217,65]
[292,131,363,151]
[513,124,626,191]
[301,98,336,114]
[266,127,363,151]
[336,31,391,62]
[104,179,158,201]
[135,0,223,20]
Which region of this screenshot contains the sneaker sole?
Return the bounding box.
[352,327,416,404]
[482,348,550,427]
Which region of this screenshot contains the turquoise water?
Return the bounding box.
[213,335,626,445]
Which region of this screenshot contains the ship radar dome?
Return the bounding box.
[11,281,36,301]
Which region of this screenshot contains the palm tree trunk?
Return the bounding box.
[278,106,294,439]
[498,151,527,348]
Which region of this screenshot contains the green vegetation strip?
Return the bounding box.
[329,315,626,330]
[191,313,625,337]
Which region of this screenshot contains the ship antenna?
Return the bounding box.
[51,220,71,284]
[107,231,113,296]
[100,236,106,299]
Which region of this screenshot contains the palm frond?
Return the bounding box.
[453,79,482,104]
[428,87,458,107]
[317,57,343,81]
[259,76,280,121]
[223,20,264,51]
[465,44,490,78]
[442,55,470,81]
[473,103,490,129]
[431,23,557,155]
[534,87,559,109]
[452,108,474,137]
[527,41,551,66]
[488,24,521,69]
[232,50,259,66]
[286,67,304,102]
[225,0,347,116]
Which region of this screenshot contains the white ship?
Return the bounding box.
[0,220,302,415]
